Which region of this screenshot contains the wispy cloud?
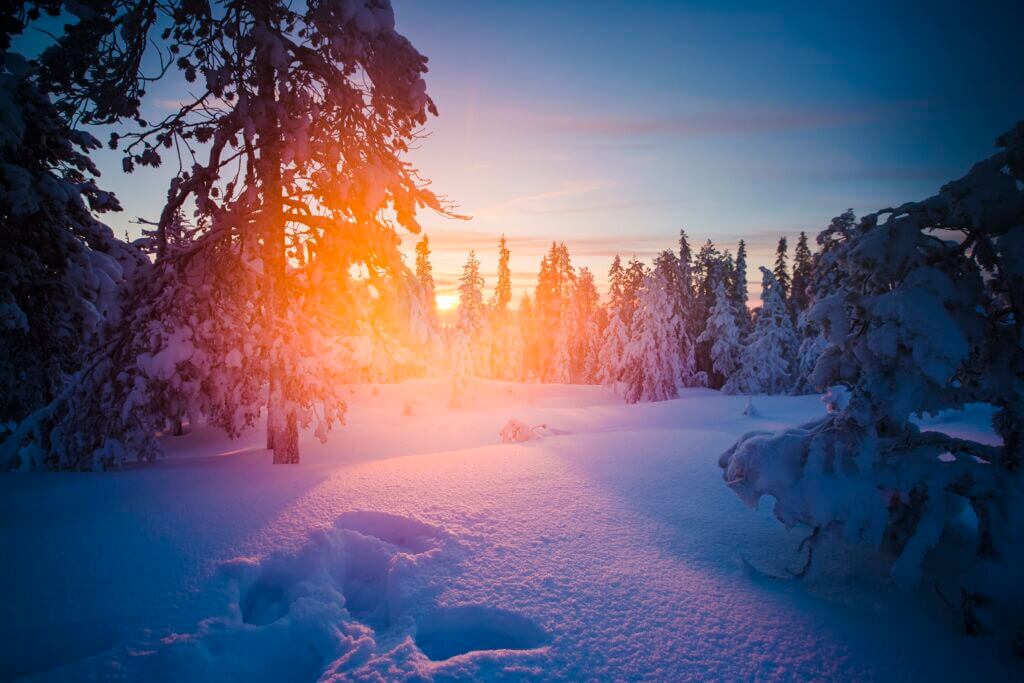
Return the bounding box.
[495,101,921,139]
[473,180,607,217]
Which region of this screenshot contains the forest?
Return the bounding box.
[2,1,1023,681]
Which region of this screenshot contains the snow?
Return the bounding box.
[0,381,1016,681]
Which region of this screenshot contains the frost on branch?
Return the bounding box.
[720,121,1024,636]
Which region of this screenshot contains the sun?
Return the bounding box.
[435,293,458,312]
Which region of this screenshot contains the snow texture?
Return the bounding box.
[1,380,1017,681]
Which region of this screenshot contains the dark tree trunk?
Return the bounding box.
[254,11,299,463]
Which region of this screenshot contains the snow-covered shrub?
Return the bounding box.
[720,121,1024,637]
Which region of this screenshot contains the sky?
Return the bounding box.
[18,0,1024,305]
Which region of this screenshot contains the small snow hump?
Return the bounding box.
[742,398,759,417]
[499,419,543,443]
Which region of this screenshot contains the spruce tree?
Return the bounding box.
[620,270,681,404]
[6,0,452,467]
[724,267,797,395]
[698,281,743,389]
[415,235,437,324]
[773,236,791,303]
[790,232,813,315]
[731,239,751,332]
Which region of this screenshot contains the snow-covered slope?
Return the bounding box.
[0,381,1016,680]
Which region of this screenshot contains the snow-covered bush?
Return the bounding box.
[720,121,1024,638]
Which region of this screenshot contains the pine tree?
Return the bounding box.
[491,235,512,314]
[722,124,1024,633]
[457,251,486,336]
[621,270,682,404]
[415,235,437,324]
[790,232,813,316]
[6,0,452,467]
[488,235,518,379]
[654,250,699,387]
[731,239,751,332]
[533,242,575,380]
[692,239,725,380]
[792,211,856,393]
[608,255,625,311]
[621,257,647,326]
[698,281,743,390]
[724,267,797,395]
[0,13,145,434]
[597,257,629,388]
[773,236,791,303]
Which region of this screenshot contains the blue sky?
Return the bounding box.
[17,0,1024,300]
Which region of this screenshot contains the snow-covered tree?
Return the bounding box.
[621,257,647,326]
[0,13,145,431]
[597,257,629,388]
[415,235,437,325]
[773,236,790,303]
[654,250,700,387]
[620,270,681,404]
[697,281,743,389]
[3,0,451,467]
[488,235,520,379]
[532,242,575,380]
[792,210,856,393]
[731,239,751,332]
[721,122,1024,639]
[790,231,813,316]
[457,250,486,342]
[724,267,797,395]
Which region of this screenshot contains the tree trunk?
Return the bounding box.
[254,13,299,463]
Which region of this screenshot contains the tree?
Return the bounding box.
[489,235,520,380]
[720,122,1024,640]
[457,251,486,336]
[653,250,699,387]
[723,267,797,395]
[415,235,437,325]
[597,257,629,388]
[731,239,751,332]
[0,10,145,435]
[4,0,453,467]
[621,257,647,326]
[790,231,813,316]
[773,236,790,303]
[491,235,512,314]
[552,266,600,383]
[620,270,681,404]
[692,239,725,381]
[792,210,856,393]
[697,281,743,389]
[533,242,575,380]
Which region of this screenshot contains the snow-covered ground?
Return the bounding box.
[0,381,1018,681]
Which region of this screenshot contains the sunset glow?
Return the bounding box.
[435,293,459,311]
[3,1,1022,680]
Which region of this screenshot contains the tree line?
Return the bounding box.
[434,227,829,406]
